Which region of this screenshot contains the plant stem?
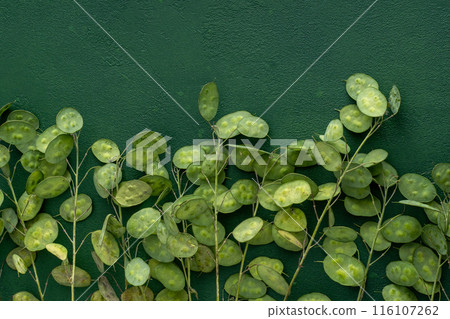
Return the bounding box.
[30,258,44,301]
[357,189,389,300]
[71,135,80,301]
[284,125,377,300]
[430,254,442,301]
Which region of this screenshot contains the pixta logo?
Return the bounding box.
[125,129,171,175]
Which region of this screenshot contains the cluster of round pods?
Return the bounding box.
[0,73,448,301]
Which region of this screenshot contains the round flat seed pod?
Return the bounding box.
[272,226,306,251]
[114,180,152,207]
[423,201,445,224]
[323,226,358,242]
[281,173,319,198]
[324,139,351,155]
[0,120,36,145]
[188,207,214,226]
[215,110,252,139]
[167,232,198,258]
[315,142,342,172]
[218,239,242,266]
[1,208,18,233]
[56,107,83,133]
[437,211,450,237]
[341,183,370,199]
[140,175,172,197]
[386,261,419,286]
[0,144,10,168]
[36,125,64,153]
[340,163,372,188]
[249,257,283,280]
[368,162,383,176]
[382,284,417,301]
[399,173,436,203]
[174,195,209,220]
[8,110,39,129]
[125,148,158,173]
[191,244,215,273]
[363,149,388,167]
[340,104,373,133]
[173,145,205,169]
[432,163,450,193]
[9,223,26,247]
[312,182,340,201]
[194,184,228,207]
[421,224,447,255]
[274,207,307,232]
[374,161,398,188]
[230,179,258,205]
[45,134,73,164]
[346,73,379,100]
[45,243,68,260]
[33,175,69,199]
[96,163,122,191]
[360,221,391,251]
[382,215,422,243]
[257,265,288,296]
[142,235,174,262]
[59,194,93,222]
[273,180,311,207]
[6,247,36,271]
[91,230,120,266]
[92,138,120,163]
[155,289,188,301]
[224,273,267,299]
[130,130,167,155]
[323,253,365,287]
[38,159,67,178]
[249,221,273,245]
[344,195,381,217]
[298,292,331,301]
[237,115,269,138]
[198,81,219,121]
[16,133,38,153]
[90,290,106,301]
[12,291,39,301]
[287,140,317,167]
[154,262,185,291]
[51,265,91,287]
[17,192,43,221]
[413,277,440,296]
[356,87,387,117]
[121,286,154,301]
[125,258,150,286]
[192,222,225,246]
[253,154,295,180]
[93,167,109,198]
[214,190,242,214]
[257,182,281,211]
[156,222,169,244]
[232,217,264,243]
[413,246,441,282]
[24,215,58,251]
[323,237,357,256]
[399,243,420,263]
[20,150,43,173]
[388,84,401,114]
[127,207,160,238]
[323,119,343,141]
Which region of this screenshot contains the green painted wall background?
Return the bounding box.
[0,0,448,301]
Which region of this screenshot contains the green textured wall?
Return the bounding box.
[0,0,448,301]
